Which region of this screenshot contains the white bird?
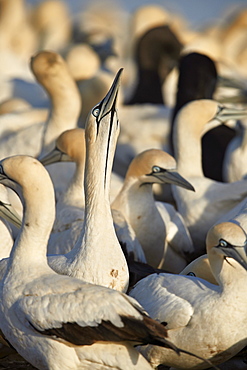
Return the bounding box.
[0,156,183,370]
[0,51,79,214]
[180,195,247,286]
[112,148,195,273]
[0,51,80,161]
[46,69,129,291]
[31,50,81,158]
[40,129,144,262]
[130,221,247,369]
[171,99,247,255]
[179,254,217,285]
[0,70,130,293]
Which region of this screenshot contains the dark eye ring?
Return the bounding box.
[92,107,100,117]
[219,239,228,247]
[187,272,196,277]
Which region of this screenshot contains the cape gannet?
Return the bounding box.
[130,221,247,369]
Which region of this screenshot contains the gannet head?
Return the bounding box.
[30,50,79,99]
[174,99,247,137]
[206,221,247,272]
[0,156,55,221]
[126,148,195,191]
[66,44,100,81]
[84,68,123,190]
[40,128,86,166]
[85,68,123,144]
[30,51,65,86]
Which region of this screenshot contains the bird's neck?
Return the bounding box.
[66,140,129,291]
[60,161,85,207]
[40,87,81,157]
[210,254,247,296]
[173,124,204,178]
[112,179,155,221]
[6,185,55,283]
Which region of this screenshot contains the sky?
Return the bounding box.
[27,0,247,30]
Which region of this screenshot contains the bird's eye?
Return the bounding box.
[152,166,161,173]
[219,239,228,247]
[92,107,100,117]
[187,272,196,277]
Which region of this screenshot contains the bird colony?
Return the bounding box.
[1,0,247,369]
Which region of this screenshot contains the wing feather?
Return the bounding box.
[129,273,194,330]
[16,276,178,352]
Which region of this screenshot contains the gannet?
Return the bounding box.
[31,50,81,157]
[44,69,134,290]
[170,51,237,183]
[66,43,101,81]
[130,221,247,369]
[180,196,247,286]
[0,50,80,165]
[172,99,247,254]
[179,254,217,285]
[112,148,195,272]
[0,156,184,370]
[0,70,129,293]
[41,128,144,262]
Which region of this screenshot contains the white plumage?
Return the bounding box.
[0,51,80,162]
[112,148,195,272]
[0,154,181,370]
[130,221,247,369]
[172,99,247,255]
[0,70,129,293]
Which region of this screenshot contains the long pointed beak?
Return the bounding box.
[96,68,123,122]
[0,201,22,229]
[40,148,70,166]
[216,105,247,122]
[155,170,195,192]
[218,75,247,91]
[219,245,247,271]
[216,76,247,104]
